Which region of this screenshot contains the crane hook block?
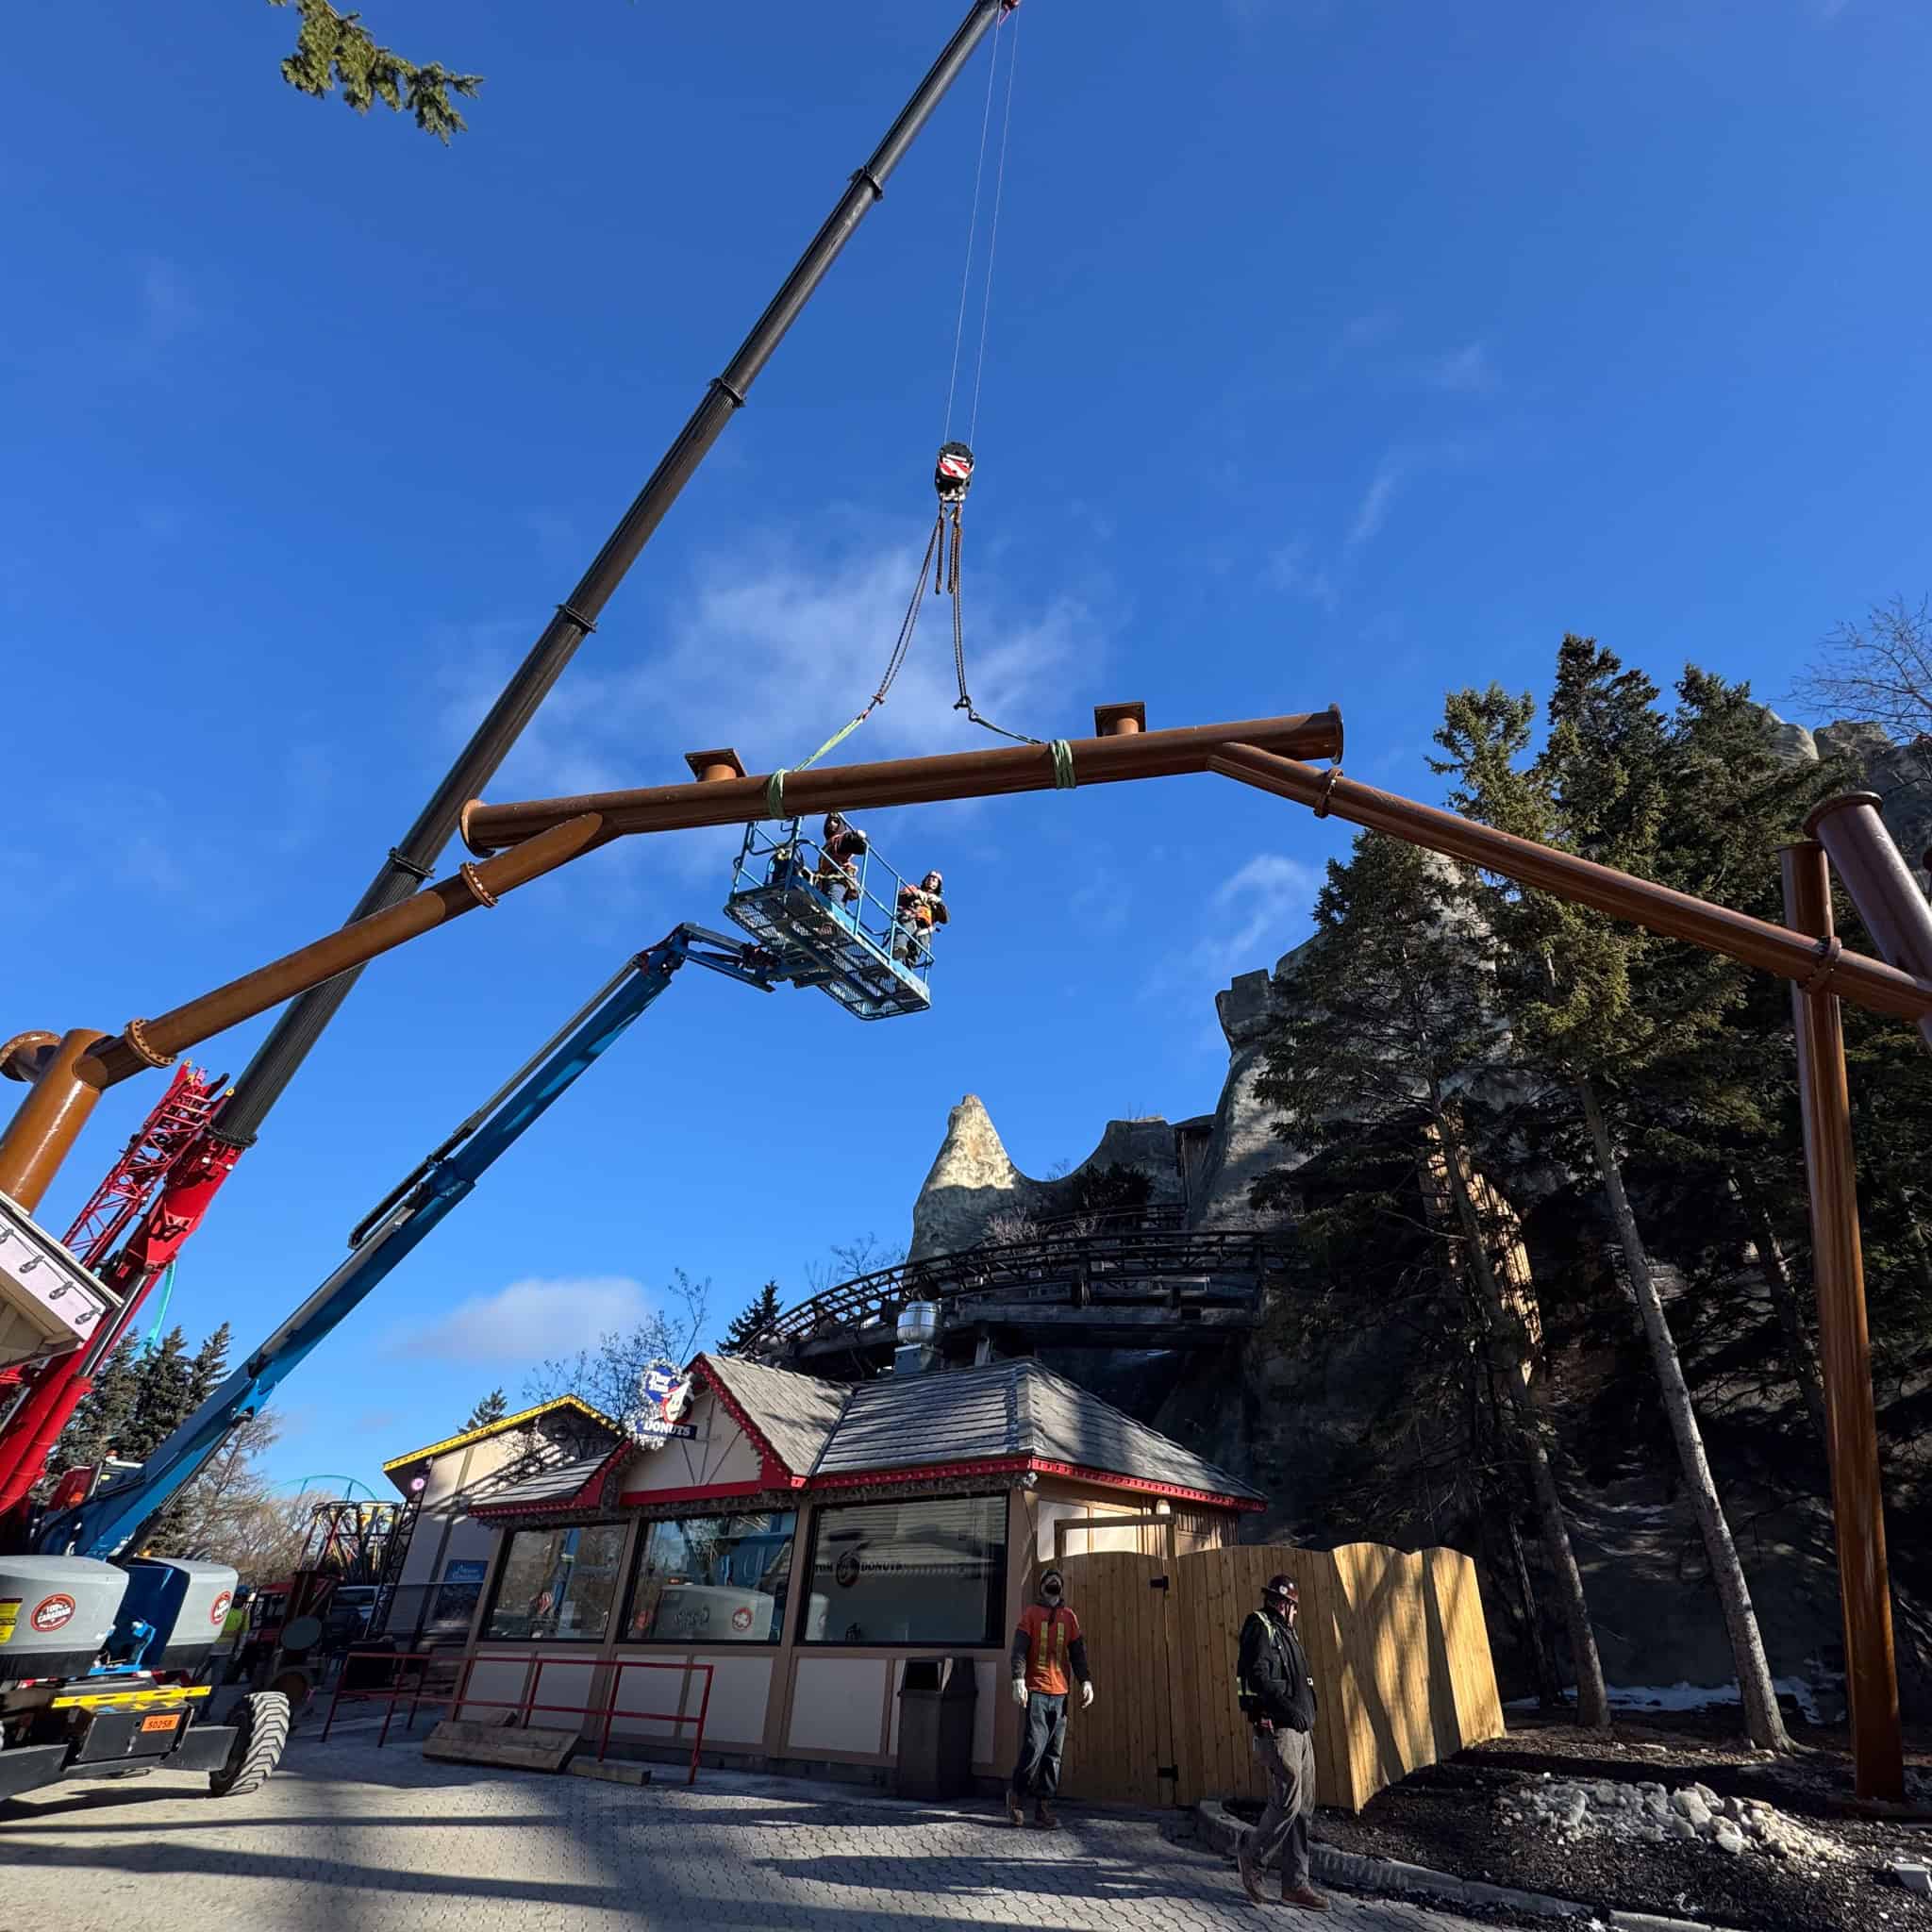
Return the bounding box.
[935,441,975,504]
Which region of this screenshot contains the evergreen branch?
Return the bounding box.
[269,0,482,142]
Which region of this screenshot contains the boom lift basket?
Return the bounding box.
[725,822,937,1022]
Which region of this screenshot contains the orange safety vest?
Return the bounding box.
[1017,1605,1081,1696]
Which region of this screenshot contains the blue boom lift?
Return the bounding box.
[1,844,941,1806]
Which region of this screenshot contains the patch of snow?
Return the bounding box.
[1503,1676,1824,1723]
[1496,1777,1851,1868]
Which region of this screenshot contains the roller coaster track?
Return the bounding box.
[764,1220,1277,1366]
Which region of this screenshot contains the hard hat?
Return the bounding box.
[1264,1573,1298,1606]
[923,870,943,891]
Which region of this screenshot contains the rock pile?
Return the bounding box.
[1497,1775,1852,1867]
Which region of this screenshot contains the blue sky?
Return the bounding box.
[7,1,1930,1495]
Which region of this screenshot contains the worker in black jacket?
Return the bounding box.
[1234,1573,1328,1912]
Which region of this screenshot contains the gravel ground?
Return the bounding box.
[1232,1710,1932,1932]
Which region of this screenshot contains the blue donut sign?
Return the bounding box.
[626,1358,696,1450]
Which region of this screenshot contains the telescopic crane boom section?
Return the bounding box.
[34,925,780,1561]
[211,0,1017,1151]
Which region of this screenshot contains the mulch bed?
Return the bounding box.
[1228,1708,1932,1932]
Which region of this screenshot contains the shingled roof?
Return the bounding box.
[810,1357,1264,1505]
[470,1354,1263,1522]
[467,1441,632,1522]
[699,1354,847,1474]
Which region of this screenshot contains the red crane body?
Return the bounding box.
[0,1065,236,1517]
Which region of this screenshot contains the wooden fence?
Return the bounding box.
[1055,1542,1504,1813]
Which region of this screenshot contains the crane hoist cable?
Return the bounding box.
[765,9,1062,820]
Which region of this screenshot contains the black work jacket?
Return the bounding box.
[1236,1608,1317,1732]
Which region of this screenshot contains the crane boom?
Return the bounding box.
[39,0,1020,1458]
[36,926,777,1561]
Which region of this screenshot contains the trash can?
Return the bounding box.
[894,1656,979,1800]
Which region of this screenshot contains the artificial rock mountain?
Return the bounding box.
[903,715,1932,1716]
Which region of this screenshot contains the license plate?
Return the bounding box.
[141,1713,181,1734]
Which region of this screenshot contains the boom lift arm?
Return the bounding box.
[36,926,776,1561]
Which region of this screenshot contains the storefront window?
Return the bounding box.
[484,1524,627,1641]
[803,1494,1006,1646]
[624,1512,797,1644]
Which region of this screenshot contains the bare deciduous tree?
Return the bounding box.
[521,1271,711,1420]
[1791,595,1932,744]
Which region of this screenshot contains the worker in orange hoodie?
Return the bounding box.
[1006,1566,1093,1830]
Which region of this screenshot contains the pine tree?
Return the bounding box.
[1251,830,1612,1727]
[185,1323,232,1414]
[722,1282,785,1356]
[1435,637,1799,1752]
[461,1389,509,1432]
[125,1327,196,1465]
[49,1333,143,1476]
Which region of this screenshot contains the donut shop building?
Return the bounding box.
[448,1352,1262,1783]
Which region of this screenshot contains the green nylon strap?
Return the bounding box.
[1050,740,1075,790]
[768,709,878,820]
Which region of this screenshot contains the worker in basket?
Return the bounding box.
[893,870,949,966]
[813,811,868,905]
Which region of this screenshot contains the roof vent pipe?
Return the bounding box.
[893,1301,940,1376]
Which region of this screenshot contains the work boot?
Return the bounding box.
[1005,1789,1025,1828]
[1237,1848,1269,1907]
[1034,1800,1060,1830]
[1281,1884,1329,1912]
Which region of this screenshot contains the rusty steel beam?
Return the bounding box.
[0,813,615,1211]
[79,814,612,1094]
[1806,793,1932,1051]
[0,1030,112,1214]
[0,707,1341,1208]
[458,708,1345,854]
[1782,841,1905,1803]
[1208,743,1932,1027]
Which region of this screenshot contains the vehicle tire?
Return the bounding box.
[208,1690,289,1798]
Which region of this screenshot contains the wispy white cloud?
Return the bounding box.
[1263,541,1339,611]
[1144,850,1322,1010]
[1210,854,1323,968]
[1346,454,1412,553]
[389,1274,649,1365]
[139,257,202,345]
[1334,309,1398,358]
[438,515,1101,886]
[1423,341,1499,394]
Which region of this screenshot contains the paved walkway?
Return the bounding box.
[1,1721,1507,1932]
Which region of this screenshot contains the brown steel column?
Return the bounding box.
[1781,841,1904,1801]
[1806,792,1932,1052]
[0,1029,110,1212]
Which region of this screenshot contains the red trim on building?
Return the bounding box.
[1025,1457,1266,1513]
[614,1477,774,1509]
[807,1453,1259,1513]
[691,1358,802,1480]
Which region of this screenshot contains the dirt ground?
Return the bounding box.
[1234,1707,1932,1932]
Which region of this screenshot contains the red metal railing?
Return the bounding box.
[323,1648,714,1785]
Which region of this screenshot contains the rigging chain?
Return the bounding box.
[771,8,1038,803]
